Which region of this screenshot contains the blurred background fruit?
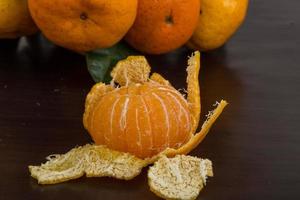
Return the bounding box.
[28,0,138,52]
[187,0,249,51]
[0,0,38,39]
[125,0,201,54]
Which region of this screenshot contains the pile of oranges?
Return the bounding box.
[23,0,248,54]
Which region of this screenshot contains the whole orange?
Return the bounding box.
[187,0,249,51]
[125,0,201,54]
[28,0,138,52]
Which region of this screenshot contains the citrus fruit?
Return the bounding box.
[84,82,193,158]
[84,51,227,158]
[125,0,201,54]
[0,0,38,38]
[28,0,138,52]
[187,0,249,51]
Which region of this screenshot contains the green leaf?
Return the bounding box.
[86,42,136,83]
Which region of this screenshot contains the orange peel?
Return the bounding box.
[150,73,171,86]
[187,51,201,133]
[110,56,151,86]
[29,144,147,184]
[148,155,213,200]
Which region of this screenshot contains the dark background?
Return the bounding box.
[1,0,299,199]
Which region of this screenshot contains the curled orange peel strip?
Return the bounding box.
[146,100,228,163]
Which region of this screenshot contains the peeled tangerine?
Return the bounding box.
[84,51,227,159]
[29,52,227,199]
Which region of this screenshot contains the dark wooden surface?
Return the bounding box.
[1,1,300,199]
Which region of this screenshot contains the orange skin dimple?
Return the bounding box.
[125,0,201,54]
[28,0,138,52]
[87,83,193,158]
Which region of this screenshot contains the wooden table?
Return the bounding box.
[1,1,299,199]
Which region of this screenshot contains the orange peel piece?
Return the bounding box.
[83,83,113,130]
[29,144,147,185]
[187,51,201,134]
[148,155,213,200]
[150,72,171,86]
[110,56,151,86]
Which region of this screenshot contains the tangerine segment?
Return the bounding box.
[155,90,192,148]
[83,83,113,131]
[124,86,154,158]
[29,144,147,184]
[124,96,145,158]
[187,51,201,134]
[90,92,120,146]
[152,91,180,149]
[142,92,170,154]
[111,56,151,86]
[136,96,154,158]
[164,100,228,158]
[113,95,131,152]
